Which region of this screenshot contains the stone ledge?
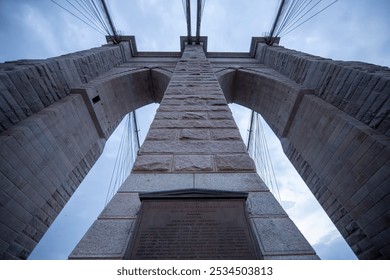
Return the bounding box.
[119,173,194,192]
[195,173,268,191]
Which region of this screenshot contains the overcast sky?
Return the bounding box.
[1,0,389,260]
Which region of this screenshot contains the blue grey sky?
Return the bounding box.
[1,0,389,260]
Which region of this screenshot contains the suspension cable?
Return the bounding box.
[51,0,120,43]
[247,111,282,203]
[51,0,106,35]
[196,0,207,44]
[104,112,140,206]
[185,0,192,44]
[267,0,339,45]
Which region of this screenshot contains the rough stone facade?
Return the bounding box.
[215,42,390,259]
[0,36,388,259]
[0,42,132,259]
[252,44,390,259]
[69,44,318,260]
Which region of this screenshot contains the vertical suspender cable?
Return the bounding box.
[186,0,192,44]
[196,0,202,44]
[104,112,140,206]
[246,110,255,151]
[247,111,282,204]
[100,0,119,42]
[133,110,141,150]
[268,0,286,43]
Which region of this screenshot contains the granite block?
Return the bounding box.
[195,172,268,192]
[119,173,194,192]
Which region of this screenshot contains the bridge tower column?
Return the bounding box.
[69,44,318,260]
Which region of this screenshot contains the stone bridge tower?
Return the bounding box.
[0,36,388,259]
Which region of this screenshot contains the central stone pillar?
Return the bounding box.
[69,45,318,260]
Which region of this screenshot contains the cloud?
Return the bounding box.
[109,0,186,51]
[282,0,390,66]
[313,230,357,260]
[281,200,296,210]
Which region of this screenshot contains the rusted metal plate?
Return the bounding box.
[126,197,260,259]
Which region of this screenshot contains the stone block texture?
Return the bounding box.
[0,41,138,259]
[0,40,177,259]
[132,45,255,174]
[214,42,389,259]
[71,44,317,260]
[252,43,389,259]
[2,37,388,260]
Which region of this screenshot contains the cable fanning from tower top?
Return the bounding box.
[266,0,339,45]
[51,0,120,43]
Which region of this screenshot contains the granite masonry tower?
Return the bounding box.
[0,36,389,259]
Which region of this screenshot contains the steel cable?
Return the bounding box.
[267,0,339,45]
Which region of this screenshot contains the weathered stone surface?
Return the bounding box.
[157,105,230,112]
[195,173,268,191]
[179,129,210,140]
[140,140,247,154]
[0,43,130,133]
[208,111,233,119]
[145,129,177,141]
[264,255,319,260]
[246,192,287,217]
[5,40,369,259]
[132,155,172,172]
[119,173,194,192]
[211,129,242,140]
[255,42,390,136]
[154,112,180,120]
[215,154,256,172]
[150,119,237,129]
[69,219,134,259]
[251,217,316,256]
[174,155,214,171]
[181,112,208,119]
[100,193,141,218]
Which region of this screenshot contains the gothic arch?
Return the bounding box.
[0,66,170,259]
[73,68,171,139]
[217,68,309,138]
[217,68,388,259]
